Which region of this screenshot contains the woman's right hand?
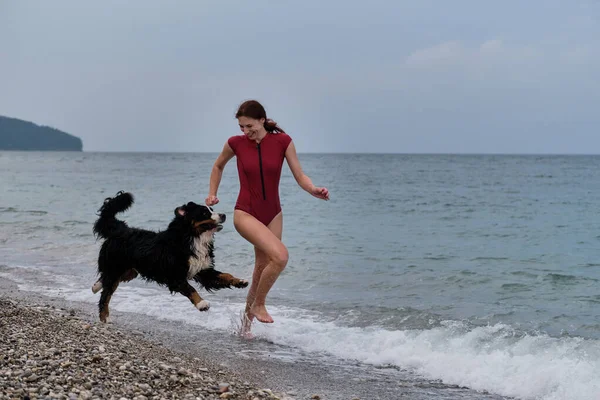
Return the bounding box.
[205,195,219,206]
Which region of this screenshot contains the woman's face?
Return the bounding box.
[238,116,265,140]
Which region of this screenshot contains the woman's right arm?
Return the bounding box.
[206,142,235,206]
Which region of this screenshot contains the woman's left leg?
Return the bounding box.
[241,246,268,333]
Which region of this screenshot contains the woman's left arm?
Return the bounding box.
[285,142,329,201]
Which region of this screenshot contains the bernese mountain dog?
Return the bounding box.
[91,191,248,323]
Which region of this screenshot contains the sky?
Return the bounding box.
[1,0,599,153]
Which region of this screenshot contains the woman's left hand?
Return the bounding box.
[311,186,330,201]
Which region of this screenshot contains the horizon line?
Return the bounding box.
[76,150,600,156]
[2,149,600,156]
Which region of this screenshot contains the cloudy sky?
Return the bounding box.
[1,1,599,153]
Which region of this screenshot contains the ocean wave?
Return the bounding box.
[500,283,532,292]
[0,207,48,216]
[544,273,597,285]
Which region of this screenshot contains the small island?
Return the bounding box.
[0,115,83,151]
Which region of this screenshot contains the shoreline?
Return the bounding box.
[0,267,518,400]
[0,275,312,400]
[0,276,392,400]
[0,295,297,400]
[0,270,516,400]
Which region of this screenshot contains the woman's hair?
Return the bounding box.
[235,100,285,133]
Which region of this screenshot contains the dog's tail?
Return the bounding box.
[93,191,134,239]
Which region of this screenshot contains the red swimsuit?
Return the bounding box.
[228,132,293,226]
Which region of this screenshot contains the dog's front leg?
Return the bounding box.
[173,281,210,311]
[215,272,249,288]
[193,269,249,291]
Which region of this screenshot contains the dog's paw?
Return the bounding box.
[235,279,249,288]
[91,280,103,294]
[196,300,210,311]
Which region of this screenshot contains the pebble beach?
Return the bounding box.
[0,296,305,400]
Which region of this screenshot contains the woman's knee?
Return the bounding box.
[271,245,289,269]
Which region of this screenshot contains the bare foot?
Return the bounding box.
[239,312,255,339]
[240,330,255,340]
[249,304,274,323]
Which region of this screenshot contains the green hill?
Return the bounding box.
[0,115,83,151]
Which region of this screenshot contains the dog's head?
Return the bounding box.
[174,202,226,234]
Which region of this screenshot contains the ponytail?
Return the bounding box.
[264,118,285,134]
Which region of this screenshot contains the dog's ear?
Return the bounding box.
[175,206,186,217]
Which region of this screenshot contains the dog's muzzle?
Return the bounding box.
[216,213,225,231]
[213,213,226,232]
[195,213,226,232]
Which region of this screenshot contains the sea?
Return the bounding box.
[1,151,599,400]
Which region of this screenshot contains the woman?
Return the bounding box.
[205,100,329,334]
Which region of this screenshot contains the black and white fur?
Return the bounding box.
[91,191,248,323]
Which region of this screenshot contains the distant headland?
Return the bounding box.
[0,115,83,151]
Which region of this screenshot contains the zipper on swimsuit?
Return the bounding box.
[257,143,266,200]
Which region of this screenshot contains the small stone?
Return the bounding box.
[219,383,230,393]
[139,383,150,391]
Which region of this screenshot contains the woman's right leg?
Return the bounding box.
[241,246,268,334]
[245,248,268,316]
[234,210,288,324]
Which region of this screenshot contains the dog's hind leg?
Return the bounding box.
[173,281,210,312]
[120,268,138,282]
[98,280,119,323]
[92,269,138,294]
[91,278,103,294]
